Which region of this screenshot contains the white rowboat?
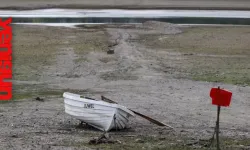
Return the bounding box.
[63,92,135,131]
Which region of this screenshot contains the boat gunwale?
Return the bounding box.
[63,92,135,117]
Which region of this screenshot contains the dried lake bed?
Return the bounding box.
[0,9,250,149]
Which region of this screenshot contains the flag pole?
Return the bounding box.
[216,86,221,150]
[216,105,221,150]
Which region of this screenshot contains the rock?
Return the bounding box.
[107,48,115,54]
[35,97,44,102]
[104,133,110,139]
[180,130,187,132]
[183,53,194,56]
[135,138,144,143]
[89,137,115,145]
[159,137,166,140]
[158,141,164,145]
[116,140,122,144]
[10,134,18,138]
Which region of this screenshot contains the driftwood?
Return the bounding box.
[101,96,174,129]
[89,133,121,145]
[89,133,114,145]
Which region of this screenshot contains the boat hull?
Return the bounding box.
[63,92,134,131]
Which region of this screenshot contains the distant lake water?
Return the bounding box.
[1,9,250,25]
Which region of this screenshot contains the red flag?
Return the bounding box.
[210,88,232,107]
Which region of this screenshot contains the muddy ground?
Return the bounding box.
[0,23,250,150]
[1,0,250,10]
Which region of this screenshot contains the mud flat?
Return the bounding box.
[0,22,250,149]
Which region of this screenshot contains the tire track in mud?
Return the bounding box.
[100,28,164,81]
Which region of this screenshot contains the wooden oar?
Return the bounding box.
[101,96,173,129]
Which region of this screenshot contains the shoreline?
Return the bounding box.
[1,4,250,11]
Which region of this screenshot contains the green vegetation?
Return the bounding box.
[10,83,105,100]
[12,84,61,100]
[13,25,61,81]
[13,25,109,81]
[10,25,109,101]
[139,26,250,85]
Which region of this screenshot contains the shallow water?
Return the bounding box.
[1,9,250,18]
[1,9,250,25]
[13,23,106,28]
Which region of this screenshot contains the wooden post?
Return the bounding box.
[209,86,232,149]
[216,86,221,150]
[216,105,221,150]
